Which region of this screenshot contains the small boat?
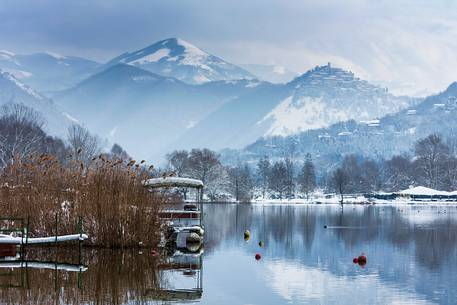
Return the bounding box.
[144,177,205,250]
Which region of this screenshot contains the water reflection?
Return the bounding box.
[202,204,457,305]
[0,204,455,304]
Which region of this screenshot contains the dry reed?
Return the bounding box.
[0,154,163,248]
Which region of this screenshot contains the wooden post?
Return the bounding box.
[54,213,58,245]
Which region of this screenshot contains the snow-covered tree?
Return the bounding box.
[298,153,316,199]
[256,156,270,198]
[413,134,449,189]
[228,163,254,201]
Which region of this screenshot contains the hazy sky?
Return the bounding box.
[1,0,456,95]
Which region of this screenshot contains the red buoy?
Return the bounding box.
[255,253,261,260]
[353,257,359,264]
[358,255,367,263]
[151,250,158,257]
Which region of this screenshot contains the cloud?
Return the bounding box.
[0,0,456,95]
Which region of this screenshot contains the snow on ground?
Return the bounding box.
[398,186,451,196]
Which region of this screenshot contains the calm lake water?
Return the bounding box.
[0,204,456,304]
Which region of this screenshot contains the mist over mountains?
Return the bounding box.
[0,38,454,164]
[0,69,78,137]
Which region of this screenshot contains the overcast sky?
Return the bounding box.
[1,0,456,95]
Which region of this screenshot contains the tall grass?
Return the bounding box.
[0,154,163,248]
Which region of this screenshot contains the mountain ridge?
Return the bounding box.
[105,38,256,84]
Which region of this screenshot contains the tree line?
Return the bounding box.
[4,103,456,202]
[167,134,457,201]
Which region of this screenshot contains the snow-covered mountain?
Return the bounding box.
[231,82,457,168]
[263,64,414,136]
[0,69,79,137]
[172,64,415,152]
[241,64,297,84]
[0,50,100,92]
[105,38,255,84]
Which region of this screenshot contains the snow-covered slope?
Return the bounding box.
[105,38,255,84]
[240,82,457,167]
[0,69,79,137]
[262,64,414,136]
[0,51,100,92]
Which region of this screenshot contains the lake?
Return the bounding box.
[0,203,456,304]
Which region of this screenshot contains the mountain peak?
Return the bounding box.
[291,63,356,84]
[106,38,255,84]
[288,63,388,97]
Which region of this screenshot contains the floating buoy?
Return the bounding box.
[323,225,327,229]
[244,230,250,241]
[151,250,158,257]
[358,255,367,263]
[258,241,264,247]
[353,257,359,264]
[255,253,261,260]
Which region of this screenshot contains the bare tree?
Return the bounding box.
[414,134,449,189]
[187,148,222,199]
[360,160,381,193]
[166,150,189,176]
[67,124,103,166]
[331,168,349,204]
[0,103,46,168]
[383,155,413,192]
[228,163,254,202]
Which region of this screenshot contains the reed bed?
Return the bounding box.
[0,154,163,248]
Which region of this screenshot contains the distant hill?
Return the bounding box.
[229,82,457,171]
[54,64,262,160]
[0,50,100,92]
